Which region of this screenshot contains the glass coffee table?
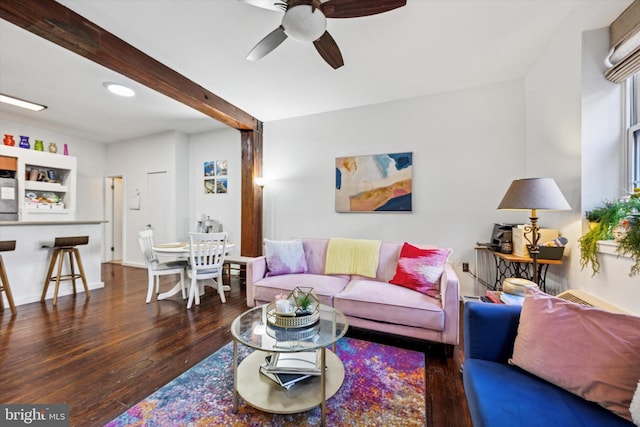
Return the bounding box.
[231,304,348,426]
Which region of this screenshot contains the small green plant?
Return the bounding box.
[580,193,640,276]
[617,214,640,276]
[297,293,312,311]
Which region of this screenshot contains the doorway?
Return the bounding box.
[105,176,124,263]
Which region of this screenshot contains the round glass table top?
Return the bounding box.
[231,304,348,353]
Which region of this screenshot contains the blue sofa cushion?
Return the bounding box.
[463,358,634,427]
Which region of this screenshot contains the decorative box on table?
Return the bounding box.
[528,246,564,260]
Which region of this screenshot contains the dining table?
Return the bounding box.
[152,241,236,300]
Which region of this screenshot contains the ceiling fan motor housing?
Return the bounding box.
[282,5,327,42]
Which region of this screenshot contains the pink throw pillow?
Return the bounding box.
[389,243,451,298]
[510,289,640,422]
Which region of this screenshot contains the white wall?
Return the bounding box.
[188,127,242,256]
[578,28,639,314]
[106,130,189,266]
[259,80,527,296]
[524,14,639,314]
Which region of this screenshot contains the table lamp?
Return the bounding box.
[497,178,571,285]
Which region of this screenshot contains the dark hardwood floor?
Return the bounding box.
[0,263,472,427]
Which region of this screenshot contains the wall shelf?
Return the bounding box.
[24,181,69,192]
[0,145,76,221]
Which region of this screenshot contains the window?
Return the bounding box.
[625,73,640,193]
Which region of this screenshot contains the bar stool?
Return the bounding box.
[0,240,17,315]
[41,236,90,306]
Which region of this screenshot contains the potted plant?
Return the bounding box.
[617,212,640,276]
[289,287,319,316]
[580,190,640,276]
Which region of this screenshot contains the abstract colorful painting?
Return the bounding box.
[335,152,412,212]
[204,160,228,194]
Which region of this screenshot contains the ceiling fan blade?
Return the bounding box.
[236,0,287,12]
[247,26,288,61]
[313,31,344,69]
[320,0,406,18]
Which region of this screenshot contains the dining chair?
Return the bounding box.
[138,230,188,303]
[186,232,228,309]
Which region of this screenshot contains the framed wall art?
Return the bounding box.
[203,160,228,194]
[335,152,412,212]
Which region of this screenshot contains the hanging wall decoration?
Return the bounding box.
[204,160,228,194]
[335,152,412,212]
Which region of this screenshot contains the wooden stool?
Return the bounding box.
[223,255,252,285]
[0,240,17,315]
[41,236,90,306]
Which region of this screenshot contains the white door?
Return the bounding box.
[104,176,124,262]
[146,171,170,244]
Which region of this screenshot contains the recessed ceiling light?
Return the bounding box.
[103,82,135,97]
[0,93,47,111]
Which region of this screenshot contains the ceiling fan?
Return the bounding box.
[239,0,407,69]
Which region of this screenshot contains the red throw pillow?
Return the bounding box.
[389,243,451,298]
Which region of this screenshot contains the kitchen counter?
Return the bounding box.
[0,220,106,306]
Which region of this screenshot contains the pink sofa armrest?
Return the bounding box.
[246,256,267,307]
[440,264,460,345]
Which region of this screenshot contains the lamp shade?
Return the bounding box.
[497,178,571,211]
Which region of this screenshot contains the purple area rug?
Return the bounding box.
[105,337,425,426]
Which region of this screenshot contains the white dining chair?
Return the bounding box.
[186,232,228,309]
[138,230,188,303]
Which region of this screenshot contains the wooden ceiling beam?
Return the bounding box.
[0,0,259,131]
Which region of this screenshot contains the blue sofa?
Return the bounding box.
[462,302,634,427]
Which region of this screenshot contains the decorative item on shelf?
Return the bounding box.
[3,134,15,146]
[500,239,512,254]
[46,169,58,182]
[48,142,58,153]
[34,139,44,151]
[63,143,68,155]
[29,168,41,181]
[266,287,320,329]
[19,135,30,149]
[612,219,630,242]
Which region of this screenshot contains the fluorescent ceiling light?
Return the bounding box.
[103,82,135,97]
[0,93,47,111]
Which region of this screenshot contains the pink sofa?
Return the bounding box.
[246,238,460,351]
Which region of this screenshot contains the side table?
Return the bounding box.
[476,246,562,292]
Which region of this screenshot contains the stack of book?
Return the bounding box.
[484,290,525,305]
[259,350,322,390]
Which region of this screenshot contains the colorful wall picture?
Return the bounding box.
[216,160,228,176]
[204,161,215,177]
[204,160,228,194]
[335,152,412,212]
[204,179,216,194]
[216,177,228,194]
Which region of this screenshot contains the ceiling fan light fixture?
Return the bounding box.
[282,5,327,42]
[103,82,135,97]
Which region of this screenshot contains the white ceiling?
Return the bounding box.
[0,0,632,143]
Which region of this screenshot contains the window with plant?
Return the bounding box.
[580,73,640,276]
